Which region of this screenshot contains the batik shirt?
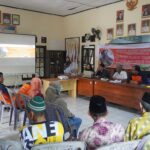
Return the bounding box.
[125,112,150,141]
[20,121,64,150]
[79,118,125,149]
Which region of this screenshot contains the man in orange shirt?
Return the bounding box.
[128,65,148,84]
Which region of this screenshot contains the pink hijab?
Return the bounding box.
[28,77,42,98]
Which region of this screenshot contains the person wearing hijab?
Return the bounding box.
[45,81,82,138]
[28,77,43,98]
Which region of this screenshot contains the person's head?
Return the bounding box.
[26,96,46,123]
[28,77,42,97]
[86,63,93,71]
[0,72,4,84]
[132,65,141,75]
[140,92,150,113]
[116,64,123,73]
[45,81,61,103]
[89,95,107,121]
[31,77,42,91]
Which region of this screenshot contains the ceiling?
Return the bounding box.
[0,0,123,16]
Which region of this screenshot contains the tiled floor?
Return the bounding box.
[0,95,140,140]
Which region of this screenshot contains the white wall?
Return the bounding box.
[64,0,150,68]
[0,6,65,50]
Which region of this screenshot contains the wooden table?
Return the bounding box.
[42,78,77,98]
[77,77,150,110]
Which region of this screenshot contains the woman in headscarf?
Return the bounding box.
[28,77,43,98]
[15,77,43,108]
[45,81,82,138]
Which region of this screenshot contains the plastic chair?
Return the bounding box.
[7,88,25,130]
[31,141,86,150]
[0,139,23,150]
[0,92,12,123]
[20,93,31,126]
[97,140,140,150]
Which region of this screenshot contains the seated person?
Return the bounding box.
[128,65,148,84]
[136,134,150,150]
[15,77,43,108]
[82,63,94,78]
[64,56,72,74]
[0,72,11,104]
[125,92,150,141]
[64,56,71,70]
[45,81,82,138]
[14,82,31,108]
[20,96,64,150]
[28,77,44,98]
[112,64,127,82]
[95,63,110,79]
[79,95,125,149]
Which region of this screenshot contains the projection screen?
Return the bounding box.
[0,33,35,74]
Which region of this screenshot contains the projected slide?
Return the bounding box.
[0,45,35,74]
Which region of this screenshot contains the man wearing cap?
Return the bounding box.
[125,92,150,141]
[20,96,64,150]
[79,95,124,149]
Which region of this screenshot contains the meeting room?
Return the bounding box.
[0,0,150,150]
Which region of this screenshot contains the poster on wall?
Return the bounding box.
[97,43,150,70]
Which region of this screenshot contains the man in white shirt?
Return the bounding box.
[113,64,127,83]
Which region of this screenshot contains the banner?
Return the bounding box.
[98,43,150,70]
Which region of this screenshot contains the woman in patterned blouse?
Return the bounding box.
[79,95,125,149]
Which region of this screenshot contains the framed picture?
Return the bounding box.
[142,4,150,18]
[141,20,150,33]
[116,24,124,36]
[41,37,47,43]
[3,13,11,24]
[107,28,114,40]
[12,14,20,25]
[128,24,136,36]
[116,10,124,22]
